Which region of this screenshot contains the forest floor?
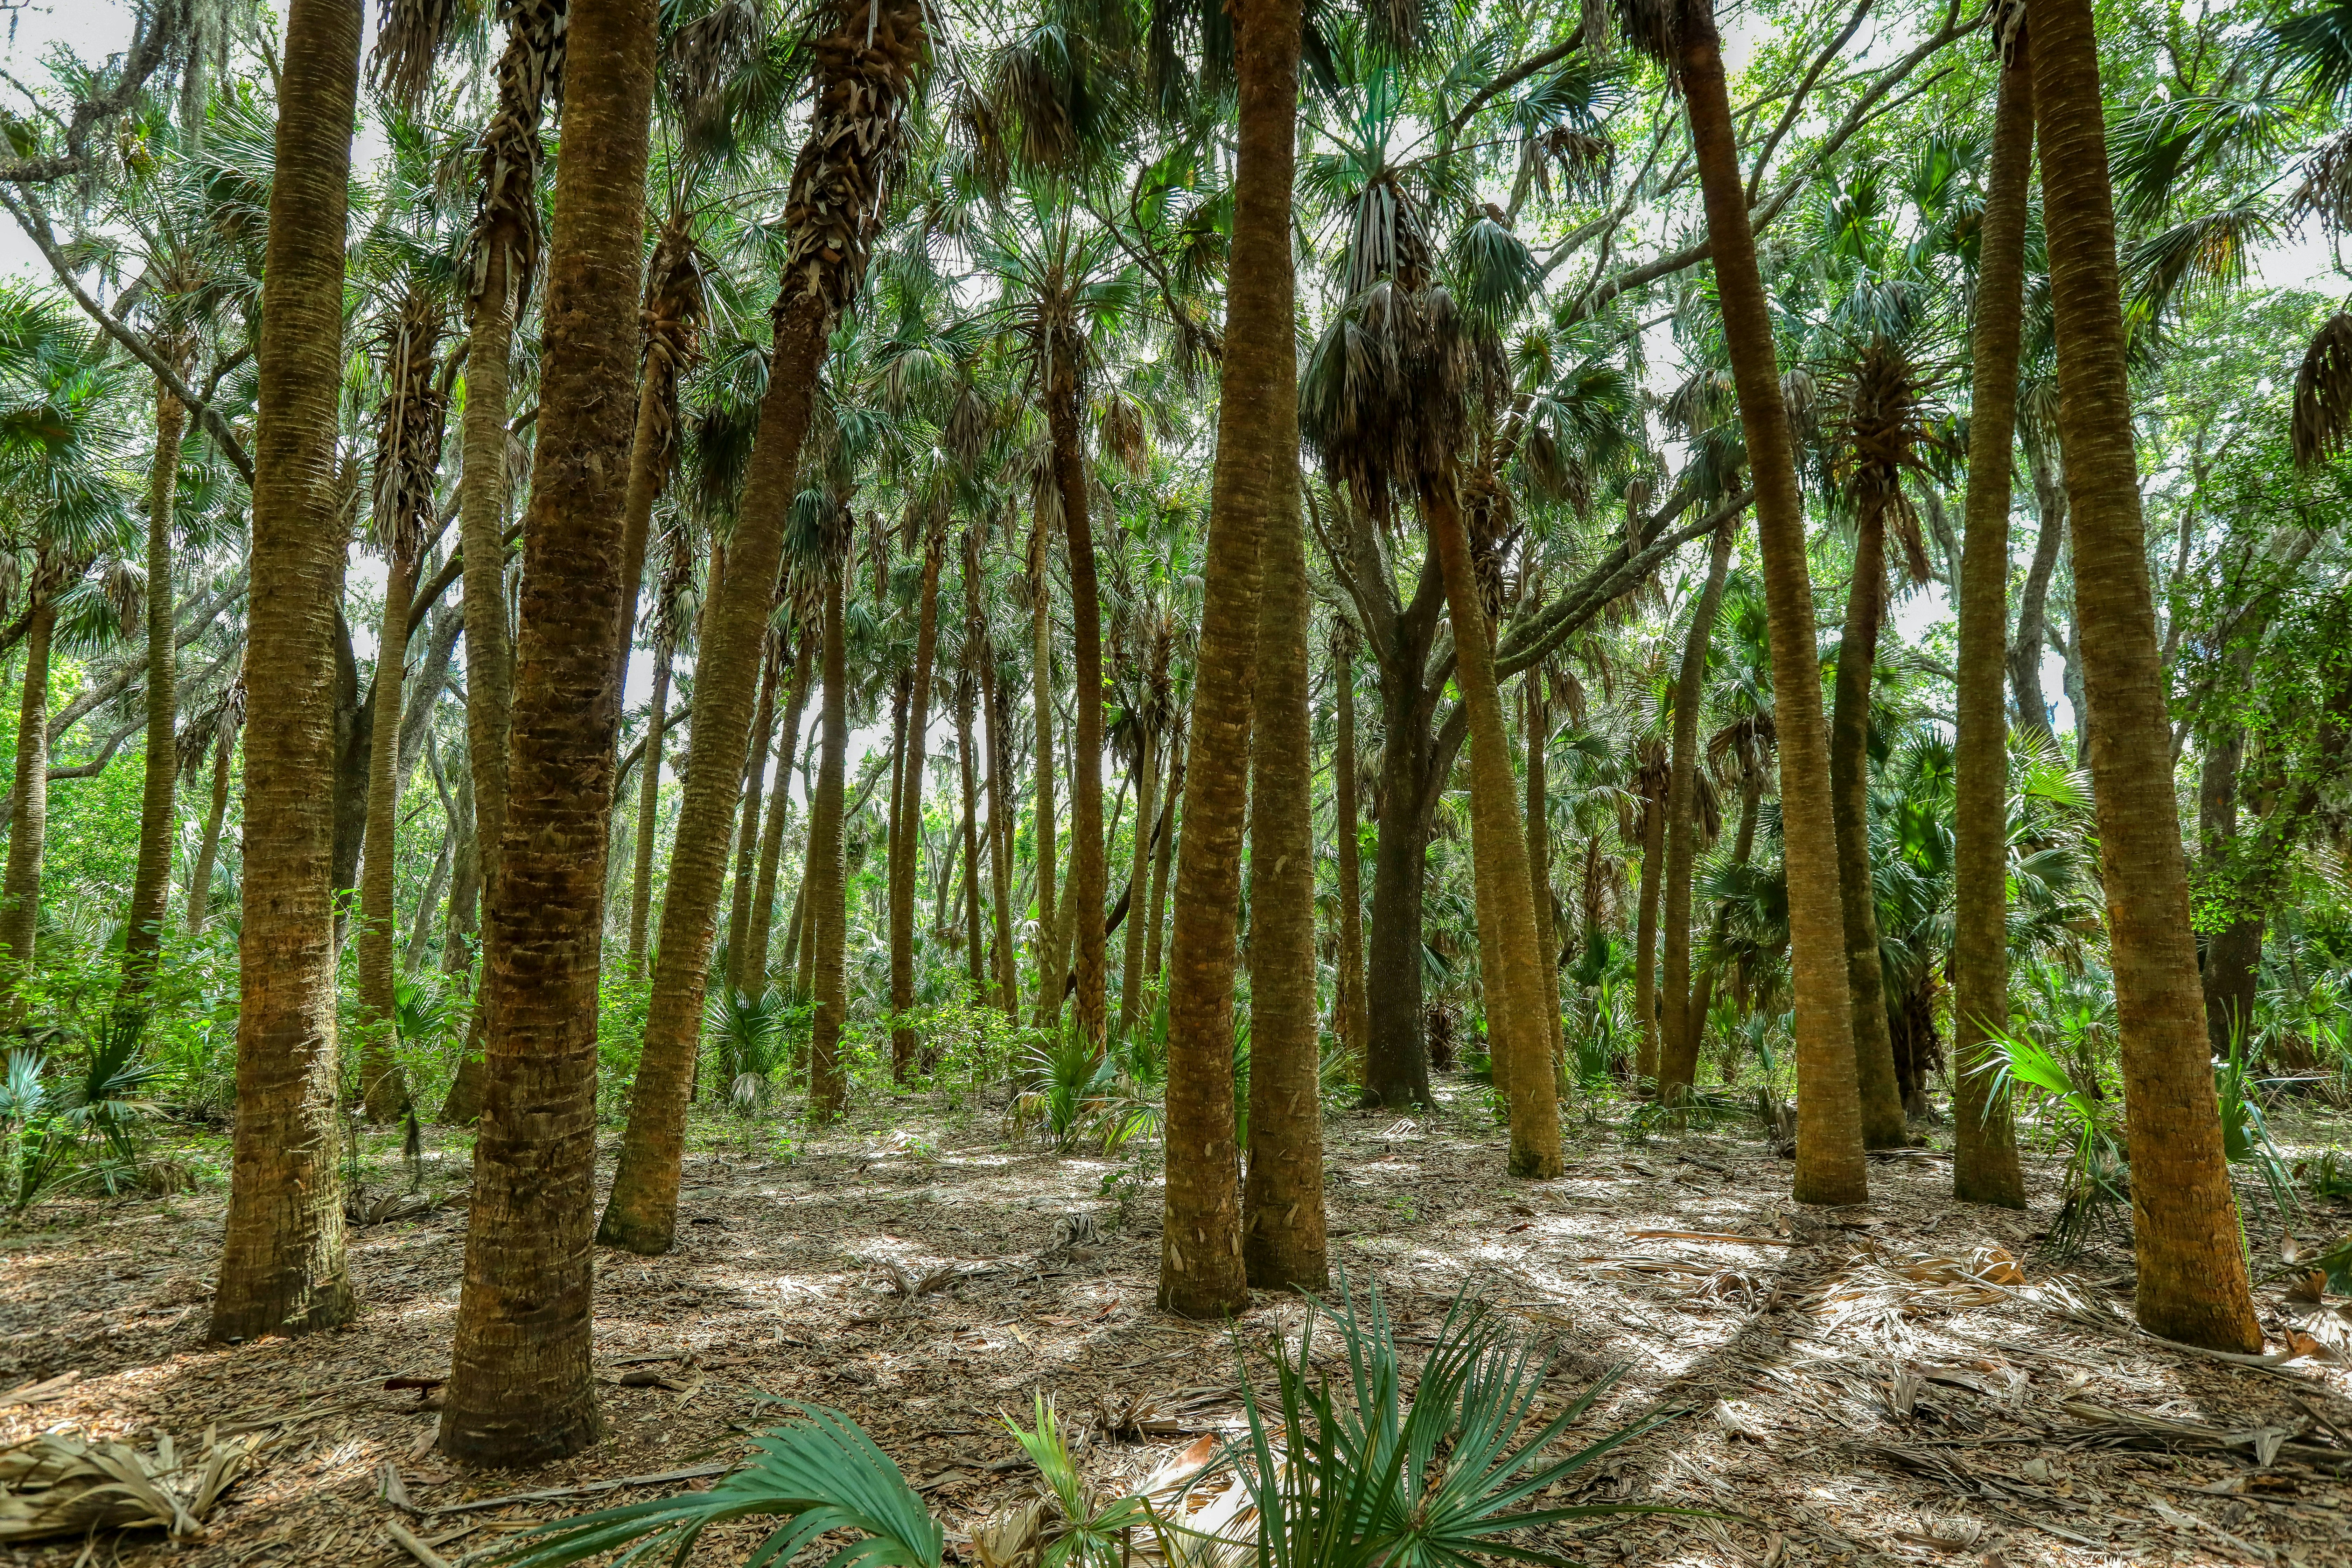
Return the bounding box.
[4,1077,2352,1567]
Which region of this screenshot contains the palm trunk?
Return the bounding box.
[1158,0,1297,1319]
[1952,33,2033,1210]
[745,641,812,989]
[442,762,479,970]
[123,370,184,981]
[1029,525,1061,1030]
[1631,769,1665,1086]
[956,667,986,1000]
[1118,721,1158,1037]
[2009,444,2065,738]
[726,631,783,992]
[0,596,53,987]
[1828,509,1908,1147]
[184,721,234,937]
[1051,381,1109,1053]
[1523,676,1562,1077]
[357,552,418,1122]
[1678,0,1868,1205]
[978,575,1018,1015]
[1242,439,1327,1289]
[442,0,662,1463]
[808,555,851,1119]
[1145,727,1179,989]
[626,640,672,966]
[210,0,360,1345]
[1365,671,1436,1106]
[1658,520,1737,1099]
[1687,770,1760,1053]
[1429,480,1561,1177]
[892,535,943,1074]
[2030,0,2261,1351]
[1332,623,1367,1073]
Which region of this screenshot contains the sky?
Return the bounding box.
[8,0,2349,788]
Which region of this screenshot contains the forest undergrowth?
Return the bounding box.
[4,1072,2351,1568]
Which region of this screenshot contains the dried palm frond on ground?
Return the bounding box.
[0,1429,260,1542]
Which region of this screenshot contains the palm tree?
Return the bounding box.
[597,0,930,1255]
[439,0,667,1465]
[1027,513,1061,1027]
[628,519,699,967]
[1331,616,1369,1071]
[1629,734,1668,1088]
[1952,9,2031,1210]
[122,338,189,982]
[357,282,448,1124]
[2026,0,2261,1352]
[1656,520,1737,1101]
[1156,0,1298,1318]
[889,516,945,1077]
[211,0,365,1345]
[1616,0,1867,1205]
[182,677,243,938]
[807,508,855,1119]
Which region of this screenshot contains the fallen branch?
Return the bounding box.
[426,1461,732,1517]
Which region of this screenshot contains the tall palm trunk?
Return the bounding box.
[123,369,184,981]
[1118,721,1159,1036]
[1158,0,1297,1319]
[746,640,812,988]
[2029,0,2261,1351]
[210,0,361,1344]
[1145,727,1180,989]
[1029,524,1061,1029]
[626,638,672,965]
[357,552,419,1121]
[808,551,851,1118]
[1523,676,1562,1074]
[0,594,54,987]
[1687,769,1760,1049]
[442,761,479,973]
[406,828,451,970]
[726,631,783,991]
[1331,622,1367,1073]
[185,718,235,937]
[440,0,660,1464]
[1657,521,1736,1099]
[1630,756,1665,1086]
[955,668,985,999]
[1952,26,2033,1210]
[1675,0,1868,1205]
[1828,508,1908,1147]
[1428,481,1561,1177]
[598,0,923,1252]
[1243,440,1327,1289]
[1050,382,1109,1053]
[892,532,943,1074]
[2009,444,2065,737]
[975,554,1017,1016]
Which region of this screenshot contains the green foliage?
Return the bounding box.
[1976,1024,2126,1256]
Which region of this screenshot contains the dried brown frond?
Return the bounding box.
[1096,391,1149,476]
[371,284,449,568]
[2294,312,2352,469]
[2295,131,2352,236]
[466,0,566,304]
[370,0,465,114]
[780,0,929,320]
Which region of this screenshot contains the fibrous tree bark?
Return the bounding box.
[1658,519,1738,1100]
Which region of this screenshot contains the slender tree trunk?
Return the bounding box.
[1952,31,2032,1209]
[1029,525,1061,1030]
[892,535,943,1074]
[2030,0,2261,1351]
[1145,728,1180,989]
[1158,0,1297,1318]
[0,597,53,987]
[2010,444,2065,738]
[1050,381,1109,1054]
[406,827,451,971]
[746,641,811,989]
[1365,675,1436,1106]
[1678,0,1868,1205]
[1687,770,1760,1054]
[1118,721,1158,1036]
[1828,509,1909,1146]
[442,0,660,1463]
[1243,427,1326,1289]
[1523,674,1562,1077]
[358,553,418,1121]
[809,554,851,1119]
[1429,481,1561,1177]
[123,369,184,981]
[1658,521,1737,1099]
[626,640,672,966]
[1332,623,1367,1073]
[185,721,235,937]
[211,0,360,1344]
[726,631,783,992]
[1631,768,1665,1086]
[442,761,479,976]
[978,569,1018,1016]
[955,667,985,1001]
